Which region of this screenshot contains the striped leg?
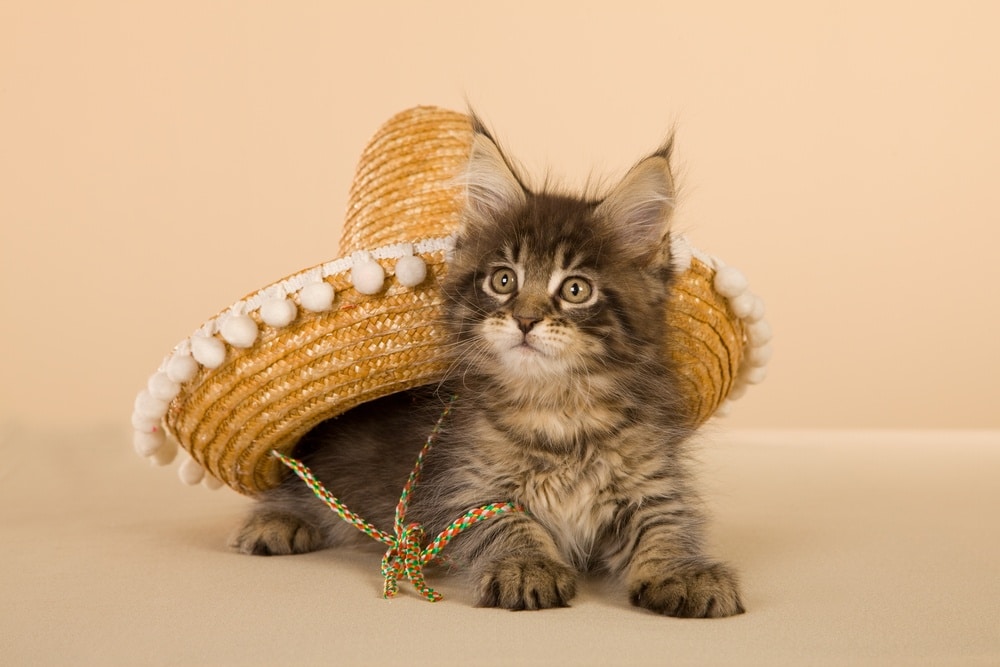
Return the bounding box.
[609,497,745,618]
[457,512,577,611]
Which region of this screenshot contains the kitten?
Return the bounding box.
[231,118,745,618]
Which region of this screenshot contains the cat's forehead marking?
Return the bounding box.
[501,241,522,266]
[554,244,570,272]
[505,240,582,270]
[555,243,587,273]
[493,239,593,293]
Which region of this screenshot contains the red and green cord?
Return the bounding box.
[273,398,523,602]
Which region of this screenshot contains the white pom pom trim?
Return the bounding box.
[728,292,756,319]
[220,313,258,348]
[351,252,386,295]
[714,266,749,298]
[727,382,748,401]
[202,474,224,490]
[299,281,335,312]
[147,372,180,402]
[747,296,766,323]
[134,390,168,420]
[131,411,160,432]
[743,366,768,385]
[133,428,166,457]
[165,353,199,383]
[747,320,773,345]
[190,335,226,368]
[395,253,427,287]
[178,456,206,485]
[260,298,297,327]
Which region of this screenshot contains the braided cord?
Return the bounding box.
[273,452,393,546]
[272,397,523,602]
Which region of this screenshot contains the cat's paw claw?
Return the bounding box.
[230,511,324,556]
[477,556,577,610]
[629,561,744,618]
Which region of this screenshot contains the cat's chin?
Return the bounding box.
[496,344,573,380]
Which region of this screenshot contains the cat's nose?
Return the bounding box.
[514,315,541,333]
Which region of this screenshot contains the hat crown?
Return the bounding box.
[340,107,472,254]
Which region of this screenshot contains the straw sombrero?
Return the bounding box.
[131,106,771,496]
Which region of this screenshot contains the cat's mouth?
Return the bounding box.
[508,334,548,357]
[486,329,557,362]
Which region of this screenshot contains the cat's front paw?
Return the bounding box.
[629,560,745,618]
[476,556,577,610]
[230,510,324,556]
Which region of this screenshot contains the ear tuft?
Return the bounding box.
[462,114,527,224]
[596,142,676,263]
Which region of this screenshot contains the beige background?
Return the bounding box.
[2,1,999,431]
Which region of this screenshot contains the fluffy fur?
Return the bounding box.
[231,118,745,617]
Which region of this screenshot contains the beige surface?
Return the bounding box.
[3,426,997,666]
[2,2,1000,430]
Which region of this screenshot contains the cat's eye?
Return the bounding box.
[559,276,594,304]
[489,267,518,295]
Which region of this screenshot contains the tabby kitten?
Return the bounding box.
[231,118,745,618]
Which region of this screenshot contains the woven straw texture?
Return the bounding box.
[668,259,745,426]
[161,106,748,496]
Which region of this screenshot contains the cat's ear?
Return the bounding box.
[596,141,676,265]
[462,115,528,225]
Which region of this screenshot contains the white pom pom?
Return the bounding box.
[178,456,206,485]
[747,343,773,366]
[165,353,199,383]
[747,319,773,345]
[260,298,297,327]
[729,292,756,319]
[220,314,258,348]
[743,365,768,385]
[299,281,335,312]
[191,335,226,368]
[133,428,166,457]
[747,296,766,323]
[714,266,749,298]
[351,257,385,295]
[202,474,224,490]
[727,382,748,401]
[150,437,178,466]
[147,372,180,402]
[131,410,160,432]
[395,254,427,287]
[134,390,168,420]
